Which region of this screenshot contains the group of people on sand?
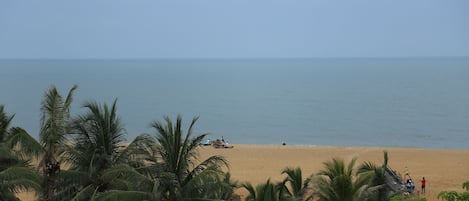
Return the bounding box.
[201,136,234,149]
[403,166,426,194]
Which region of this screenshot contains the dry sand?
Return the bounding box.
[198,144,469,201]
[18,145,469,201]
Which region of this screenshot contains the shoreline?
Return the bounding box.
[214,143,469,151]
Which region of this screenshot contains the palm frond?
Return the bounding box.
[0,190,20,201]
[8,127,42,159]
[438,190,459,201]
[383,151,388,168]
[114,134,157,167]
[314,158,372,201]
[242,182,257,201]
[0,105,15,143]
[70,184,96,201]
[0,166,42,192]
[93,190,152,201]
[463,181,469,191]
[55,170,90,201]
[150,115,235,201]
[281,167,304,198]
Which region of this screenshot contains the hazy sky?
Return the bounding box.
[1,0,468,59]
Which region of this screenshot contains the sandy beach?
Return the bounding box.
[17,144,469,201]
[198,144,469,201]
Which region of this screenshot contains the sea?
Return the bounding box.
[1,58,468,150]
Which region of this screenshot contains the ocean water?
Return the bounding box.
[1,58,468,149]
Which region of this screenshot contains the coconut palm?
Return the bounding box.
[67,100,125,171]
[149,115,229,201]
[57,99,146,201]
[39,85,77,201]
[0,105,42,201]
[279,167,313,201]
[313,158,371,201]
[243,179,280,201]
[356,162,386,201]
[356,151,390,201]
[92,141,236,201]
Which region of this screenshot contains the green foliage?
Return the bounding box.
[438,191,459,201]
[40,85,77,158]
[149,115,231,201]
[66,99,125,172]
[57,99,143,201]
[356,151,390,201]
[458,192,469,201]
[3,87,237,201]
[408,198,427,201]
[0,105,42,201]
[279,167,313,201]
[438,181,469,201]
[39,85,77,201]
[243,179,280,201]
[463,181,469,191]
[313,158,372,201]
[389,193,427,201]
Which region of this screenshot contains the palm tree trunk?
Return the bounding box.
[43,161,60,201]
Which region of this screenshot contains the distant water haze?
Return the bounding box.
[1,58,468,149]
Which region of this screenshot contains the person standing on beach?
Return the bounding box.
[421,177,426,194]
[404,166,410,180]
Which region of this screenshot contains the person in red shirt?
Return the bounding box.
[421,177,426,194]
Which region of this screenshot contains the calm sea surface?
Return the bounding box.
[1,58,468,149]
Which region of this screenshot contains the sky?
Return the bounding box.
[1,0,468,59]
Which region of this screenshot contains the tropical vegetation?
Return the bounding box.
[39,85,78,201]
[313,158,373,201]
[0,105,42,201]
[437,181,469,201]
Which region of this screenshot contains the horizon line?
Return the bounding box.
[1,55,469,62]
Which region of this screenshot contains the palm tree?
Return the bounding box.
[39,85,77,201]
[356,151,390,201]
[356,162,386,201]
[89,134,237,201]
[149,114,229,201]
[313,158,371,201]
[279,167,313,201]
[243,179,280,201]
[67,100,125,171]
[0,105,42,201]
[58,99,139,201]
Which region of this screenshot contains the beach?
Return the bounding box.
[198,144,469,201]
[16,144,469,201]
